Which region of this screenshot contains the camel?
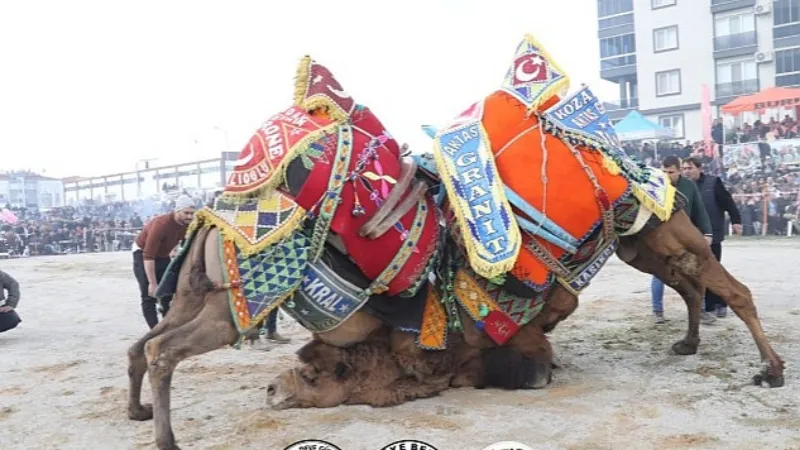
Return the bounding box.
[262,206,787,410]
[126,201,785,448]
[125,51,784,449]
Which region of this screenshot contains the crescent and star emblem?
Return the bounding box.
[326,84,351,99]
[515,55,545,83]
[233,143,255,167]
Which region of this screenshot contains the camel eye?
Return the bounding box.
[300,368,318,385]
[334,362,349,379]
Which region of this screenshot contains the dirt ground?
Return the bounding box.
[0,238,798,450]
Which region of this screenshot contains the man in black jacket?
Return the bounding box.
[0,269,22,333]
[682,157,743,322]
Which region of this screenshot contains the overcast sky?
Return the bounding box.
[0,0,613,178]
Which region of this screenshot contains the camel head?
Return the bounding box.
[266,341,356,409]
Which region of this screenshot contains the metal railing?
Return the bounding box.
[714,31,757,51]
[715,79,759,97]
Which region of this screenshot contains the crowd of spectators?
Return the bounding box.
[0,192,208,257]
[618,122,800,237]
[1,141,798,260]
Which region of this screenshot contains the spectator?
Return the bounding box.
[0,269,22,333]
[132,195,196,329]
[650,156,713,324]
[682,157,743,323]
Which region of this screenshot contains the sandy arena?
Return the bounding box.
[0,238,798,450]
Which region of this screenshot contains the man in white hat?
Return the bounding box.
[132,195,196,328]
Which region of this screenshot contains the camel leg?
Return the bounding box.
[144,292,238,450]
[694,258,784,387]
[618,240,705,355]
[637,212,784,387]
[128,228,214,421]
[663,213,785,387]
[127,303,200,421]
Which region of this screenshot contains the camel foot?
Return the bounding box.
[671,340,698,356]
[127,403,153,421]
[753,367,785,388]
[156,432,180,450]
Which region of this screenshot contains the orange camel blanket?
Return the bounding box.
[482,91,630,290]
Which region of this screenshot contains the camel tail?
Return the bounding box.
[188,226,217,297]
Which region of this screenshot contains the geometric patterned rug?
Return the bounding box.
[196,190,306,257]
[221,229,311,336]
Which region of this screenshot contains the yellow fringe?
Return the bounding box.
[601,155,622,175]
[293,55,312,107]
[292,55,350,123]
[520,33,571,114]
[192,201,307,257]
[430,124,521,280]
[632,181,676,223]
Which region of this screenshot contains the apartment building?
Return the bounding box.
[599,0,795,142]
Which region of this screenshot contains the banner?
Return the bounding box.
[722,142,763,176]
[768,138,800,165]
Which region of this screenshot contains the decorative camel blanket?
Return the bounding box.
[220,228,311,336]
[429,33,677,295]
[194,191,307,256]
[289,57,440,297]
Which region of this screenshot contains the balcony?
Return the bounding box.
[600,54,637,81]
[710,0,755,14]
[715,79,759,98]
[714,31,757,51]
[713,31,758,58]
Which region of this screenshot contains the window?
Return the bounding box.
[776,47,800,86]
[600,33,636,57]
[652,0,676,8]
[713,12,756,49]
[774,0,800,26]
[599,33,636,70]
[598,0,633,18]
[714,12,755,37]
[717,59,757,83]
[599,13,634,30]
[653,26,679,52]
[659,114,684,139]
[716,59,758,96]
[655,69,681,96]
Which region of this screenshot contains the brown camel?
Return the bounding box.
[263,208,787,409]
[126,208,784,448]
[266,329,465,409]
[126,223,568,449]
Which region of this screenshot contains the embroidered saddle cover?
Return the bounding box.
[430,34,676,293]
[290,57,440,297]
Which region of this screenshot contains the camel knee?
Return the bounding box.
[144,338,175,377]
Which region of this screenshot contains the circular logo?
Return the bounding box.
[481,442,534,450]
[283,439,342,450]
[380,440,439,450]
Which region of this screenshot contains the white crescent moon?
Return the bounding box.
[515,59,540,82]
[327,84,351,99]
[233,143,255,167]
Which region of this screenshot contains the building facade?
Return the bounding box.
[599,0,791,141]
[62,151,240,205]
[0,172,64,209]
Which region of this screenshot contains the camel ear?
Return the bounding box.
[296,341,323,363]
[334,362,351,379]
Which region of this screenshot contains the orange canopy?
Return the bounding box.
[721,87,800,115]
